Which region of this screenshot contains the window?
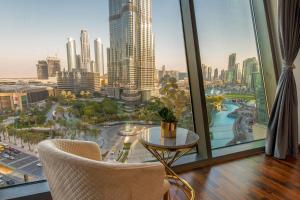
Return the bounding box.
[194,0,270,149]
[0,0,193,188]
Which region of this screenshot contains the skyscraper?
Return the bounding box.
[80,30,91,71]
[108,0,155,91]
[207,66,212,81]
[90,60,95,72]
[220,69,226,81]
[66,37,77,71]
[47,57,60,77]
[107,47,114,86]
[228,53,236,68]
[242,57,258,89]
[252,72,268,125]
[76,54,81,69]
[36,60,48,80]
[233,63,239,83]
[201,64,208,80]
[94,38,104,75]
[227,53,236,83]
[213,68,218,80]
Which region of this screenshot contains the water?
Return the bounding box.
[210,103,239,148]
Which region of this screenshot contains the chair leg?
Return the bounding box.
[163,191,170,200]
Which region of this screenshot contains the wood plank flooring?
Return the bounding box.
[171,154,300,200]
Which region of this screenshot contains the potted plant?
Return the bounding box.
[158,107,177,138]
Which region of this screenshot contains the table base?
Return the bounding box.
[142,144,195,200]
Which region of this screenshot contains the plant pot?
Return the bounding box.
[160,121,177,138]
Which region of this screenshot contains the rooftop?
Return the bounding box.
[0,85,48,93]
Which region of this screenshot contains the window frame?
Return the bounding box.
[0,0,279,198]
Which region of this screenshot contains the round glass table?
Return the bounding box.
[139,127,199,200]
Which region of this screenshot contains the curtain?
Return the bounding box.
[265,0,300,159]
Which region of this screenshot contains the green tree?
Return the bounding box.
[160,76,189,120]
[5,126,13,143]
[55,106,64,119]
[0,124,6,141]
[23,131,34,151]
[86,128,100,141]
[16,130,26,148]
[45,120,56,138]
[101,98,118,114]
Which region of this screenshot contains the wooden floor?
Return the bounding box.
[171,154,300,200]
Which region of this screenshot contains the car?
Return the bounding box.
[0,143,8,148]
[6,179,15,185]
[2,153,9,158]
[12,149,20,154]
[8,156,15,160]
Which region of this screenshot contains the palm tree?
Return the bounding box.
[45,120,55,138]
[0,124,6,141]
[16,130,25,148]
[87,128,100,141]
[57,119,67,138]
[11,127,17,145]
[6,126,12,143]
[67,107,73,117]
[23,131,33,151]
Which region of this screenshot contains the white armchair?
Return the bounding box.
[38,139,170,200]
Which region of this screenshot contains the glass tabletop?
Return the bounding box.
[139,127,199,150]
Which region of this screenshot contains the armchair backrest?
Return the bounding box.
[38,139,166,200]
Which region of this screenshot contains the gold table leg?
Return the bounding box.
[143,144,195,200]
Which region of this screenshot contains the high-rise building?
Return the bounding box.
[80,30,91,71]
[46,57,60,77]
[36,60,48,80]
[66,37,77,71]
[220,69,226,81]
[242,57,258,89]
[57,71,102,94]
[90,60,95,72]
[108,0,155,91]
[237,66,242,83]
[201,64,208,80]
[107,47,114,86]
[207,66,212,81]
[158,65,166,81]
[228,53,236,68]
[94,38,104,75]
[233,63,239,83]
[227,53,236,83]
[213,68,218,80]
[179,72,188,80]
[252,72,268,125]
[76,54,81,70]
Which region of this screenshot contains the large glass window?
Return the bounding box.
[194,0,269,149]
[0,0,193,188]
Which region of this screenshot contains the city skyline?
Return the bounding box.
[0,0,258,78]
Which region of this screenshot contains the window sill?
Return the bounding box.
[0,181,51,200]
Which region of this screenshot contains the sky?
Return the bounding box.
[0,0,257,78]
[195,0,258,70]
